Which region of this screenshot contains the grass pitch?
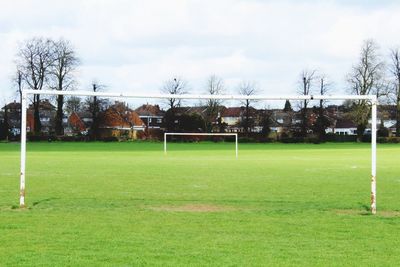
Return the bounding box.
[1,142,400,266]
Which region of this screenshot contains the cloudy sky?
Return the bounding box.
[1,0,400,107]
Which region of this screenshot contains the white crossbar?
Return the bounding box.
[23,89,375,101]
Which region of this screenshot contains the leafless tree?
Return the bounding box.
[389,47,400,136]
[65,96,82,114]
[11,69,24,131]
[318,74,331,109]
[13,69,24,105]
[298,69,316,137]
[314,74,332,140]
[49,39,79,135]
[204,75,224,132]
[238,80,258,134]
[85,82,108,140]
[347,39,384,141]
[161,77,188,132]
[16,37,54,134]
[161,77,188,110]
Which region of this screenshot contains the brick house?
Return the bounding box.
[135,104,165,129]
[27,99,56,133]
[98,102,145,140]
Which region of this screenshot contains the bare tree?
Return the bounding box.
[298,69,316,137]
[2,104,10,140]
[12,69,24,133]
[16,37,54,134]
[318,75,331,109]
[347,39,384,141]
[161,77,188,110]
[49,39,79,135]
[13,69,24,105]
[390,47,400,136]
[313,75,331,140]
[161,77,188,132]
[65,96,82,114]
[238,80,258,134]
[85,82,108,140]
[204,75,224,132]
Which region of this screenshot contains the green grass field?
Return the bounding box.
[1,141,400,266]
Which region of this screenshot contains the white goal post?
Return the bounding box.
[19,89,378,214]
[164,132,238,158]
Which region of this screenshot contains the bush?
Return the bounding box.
[389,137,400,143]
[57,136,88,142]
[280,137,303,143]
[304,136,322,144]
[101,136,119,142]
[238,137,257,143]
[27,135,56,142]
[377,126,389,137]
[324,133,358,142]
[377,137,387,143]
[361,134,371,142]
[378,137,400,143]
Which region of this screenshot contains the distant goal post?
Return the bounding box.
[164,132,238,158]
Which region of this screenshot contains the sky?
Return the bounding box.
[1,0,400,108]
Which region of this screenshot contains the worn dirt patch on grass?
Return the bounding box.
[334,209,400,217]
[148,204,238,212]
[0,205,29,212]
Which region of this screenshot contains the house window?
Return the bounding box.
[149,118,152,123]
[157,118,162,123]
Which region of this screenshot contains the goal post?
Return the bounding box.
[18,89,378,214]
[164,132,238,158]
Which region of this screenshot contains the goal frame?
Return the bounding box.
[164,132,238,158]
[19,89,378,214]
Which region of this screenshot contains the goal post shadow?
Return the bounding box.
[19,89,378,214]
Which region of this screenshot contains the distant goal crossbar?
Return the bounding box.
[164,133,238,158]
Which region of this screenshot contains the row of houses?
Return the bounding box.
[0,100,165,139]
[1,99,398,140]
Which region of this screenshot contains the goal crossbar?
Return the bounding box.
[18,89,378,214]
[164,133,238,158]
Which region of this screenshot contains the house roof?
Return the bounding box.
[172,106,208,115]
[28,99,55,110]
[221,107,243,117]
[335,118,356,128]
[3,101,21,110]
[68,112,86,132]
[99,102,145,128]
[135,104,165,117]
[76,111,93,119]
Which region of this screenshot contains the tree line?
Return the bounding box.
[3,37,400,141]
[159,39,400,141]
[14,37,79,135]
